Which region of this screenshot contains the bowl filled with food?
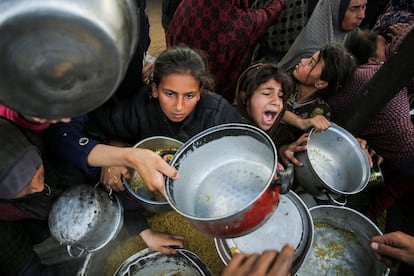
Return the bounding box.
[123,136,183,214]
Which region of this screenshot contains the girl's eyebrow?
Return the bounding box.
[161,88,198,94]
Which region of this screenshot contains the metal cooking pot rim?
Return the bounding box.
[306,123,370,195]
[214,191,314,273]
[165,123,278,221]
[114,248,213,276]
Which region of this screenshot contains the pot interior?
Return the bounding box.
[307,124,370,194]
[166,124,277,219]
[297,205,388,276]
[215,191,313,273]
[125,136,183,209]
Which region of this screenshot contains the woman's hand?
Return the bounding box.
[279,133,309,167]
[222,245,294,276]
[100,166,130,192]
[140,229,185,254]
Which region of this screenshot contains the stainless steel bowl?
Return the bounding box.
[123,136,183,214]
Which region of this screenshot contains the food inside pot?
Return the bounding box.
[299,221,375,275]
[128,147,178,202]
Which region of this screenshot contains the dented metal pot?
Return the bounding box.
[48,184,123,256]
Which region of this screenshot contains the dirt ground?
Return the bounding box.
[146,0,167,57]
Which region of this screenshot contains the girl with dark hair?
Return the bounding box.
[44,46,247,254]
[276,44,357,149]
[235,63,293,142]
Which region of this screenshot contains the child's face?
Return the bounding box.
[293,51,324,87]
[246,79,284,131]
[152,73,201,122]
[13,164,45,199]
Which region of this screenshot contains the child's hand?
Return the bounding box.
[140,229,185,254]
[101,166,129,192]
[306,115,331,133]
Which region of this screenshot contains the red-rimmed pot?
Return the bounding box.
[165,123,292,238]
[214,190,314,274]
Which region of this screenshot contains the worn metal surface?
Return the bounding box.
[215,191,314,274]
[297,206,389,276]
[0,0,138,118]
[294,123,370,202]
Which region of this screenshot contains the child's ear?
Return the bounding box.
[315,80,328,90]
[151,83,158,98]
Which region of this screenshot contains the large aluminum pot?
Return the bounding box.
[297,205,389,276]
[165,123,291,238]
[114,248,213,276]
[215,191,314,274]
[294,123,370,205]
[0,0,138,118]
[48,184,123,256]
[123,136,183,214]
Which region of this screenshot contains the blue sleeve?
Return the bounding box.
[44,115,101,175]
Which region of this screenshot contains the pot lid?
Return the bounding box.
[0,2,128,118]
[214,191,314,273]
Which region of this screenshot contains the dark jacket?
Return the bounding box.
[88,86,248,145]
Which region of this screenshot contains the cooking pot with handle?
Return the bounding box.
[294,123,370,205]
[48,184,123,257]
[165,123,293,238]
[0,0,138,118]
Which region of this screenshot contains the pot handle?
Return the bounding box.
[67,244,85,258]
[273,163,294,194]
[324,191,347,206]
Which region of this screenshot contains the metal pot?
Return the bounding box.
[123,136,183,214]
[294,123,370,205]
[215,190,313,274]
[296,205,389,276]
[0,0,138,118]
[165,123,292,238]
[48,184,123,256]
[114,248,213,276]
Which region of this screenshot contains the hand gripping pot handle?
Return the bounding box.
[271,163,294,194]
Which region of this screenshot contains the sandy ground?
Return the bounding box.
[146,0,167,57]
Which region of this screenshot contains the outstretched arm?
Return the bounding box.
[88,144,178,196]
[283,111,331,133]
